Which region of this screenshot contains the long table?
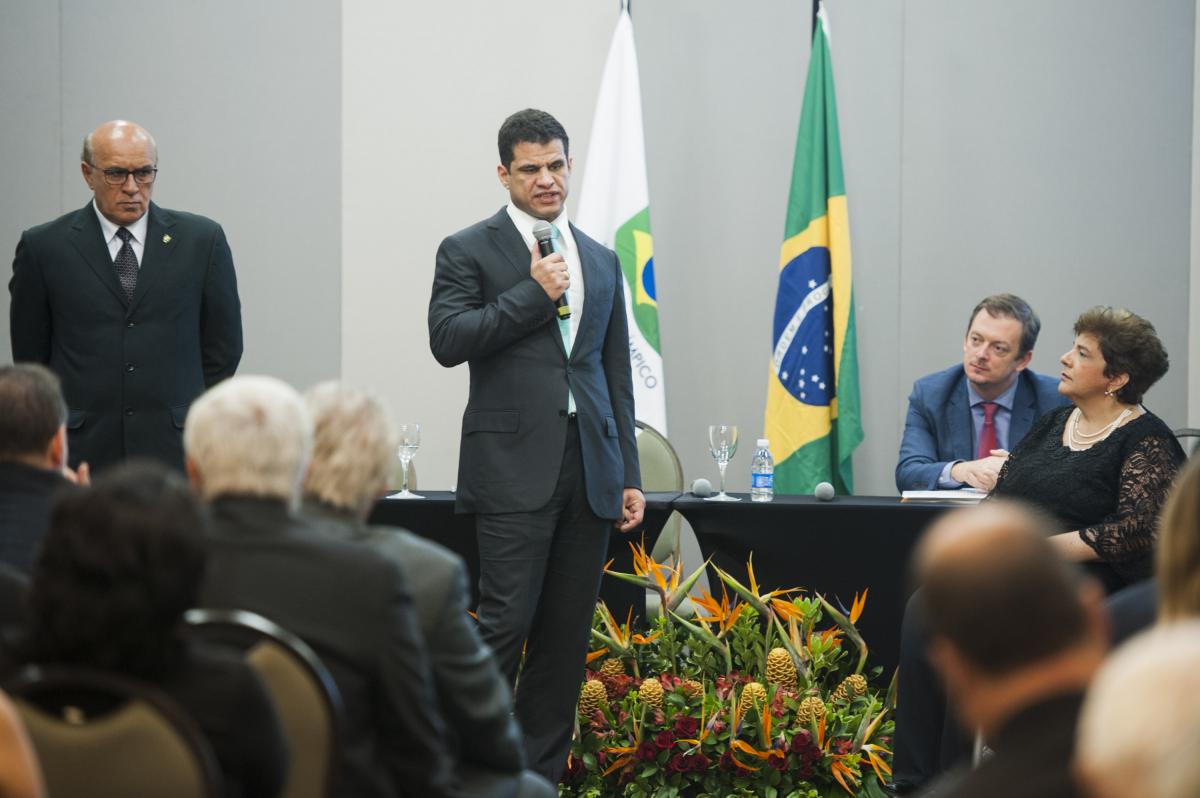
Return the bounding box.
[368,491,680,616]
[369,492,956,676]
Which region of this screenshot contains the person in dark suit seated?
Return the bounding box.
[0,364,84,575]
[300,381,556,798]
[912,501,1106,798]
[185,375,459,798]
[7,461,286,798]
[9,119,243,473]
[896,294,1067,492]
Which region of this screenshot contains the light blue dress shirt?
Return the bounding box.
[937,377,1020,488]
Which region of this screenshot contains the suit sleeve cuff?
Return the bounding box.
[937,461,964,488]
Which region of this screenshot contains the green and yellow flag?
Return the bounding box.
[764,2,862,494]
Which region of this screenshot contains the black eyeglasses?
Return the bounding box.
[87,163,158,186]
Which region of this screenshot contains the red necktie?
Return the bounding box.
[977,402,998,459]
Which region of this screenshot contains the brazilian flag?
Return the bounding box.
[764,2,863,495]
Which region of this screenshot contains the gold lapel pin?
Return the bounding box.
[162,234,172,244]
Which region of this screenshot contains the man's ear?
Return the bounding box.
[929,637,973,701]
[1013,349,1034,373]
[47,424,67,469]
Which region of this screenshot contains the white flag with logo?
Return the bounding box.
[576,5,667,434]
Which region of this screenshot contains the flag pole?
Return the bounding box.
[811,0,820,40]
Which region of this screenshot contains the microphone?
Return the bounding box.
[814,481,835,502]
[532,220,571,320]
[691,478,713,498]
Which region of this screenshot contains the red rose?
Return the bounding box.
[790,729,812,753]
[689,752,711,772]
[767,751,788,771]
[667,753,691,774]
[673,715,700,738]
[718,750,737,771]
[637,741,658,761]
[655,730,676,750]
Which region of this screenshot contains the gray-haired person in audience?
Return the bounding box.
[1075,621,1200,798]
[185,375,459,798]
[301,381,556,798]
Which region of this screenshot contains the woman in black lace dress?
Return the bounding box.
[991,306,1186,592]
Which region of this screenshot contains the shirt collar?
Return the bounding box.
[92,199,149,246]
[505,202,573,254]
[967,374,1020,411]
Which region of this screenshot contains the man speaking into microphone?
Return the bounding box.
[428,108,644,782]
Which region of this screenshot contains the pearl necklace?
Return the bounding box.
[1066,406,1134,451]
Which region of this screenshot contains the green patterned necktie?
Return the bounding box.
[550,225,575,414]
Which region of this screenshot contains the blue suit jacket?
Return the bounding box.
[895,364,1068,492]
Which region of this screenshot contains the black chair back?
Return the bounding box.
[185,608,344,798]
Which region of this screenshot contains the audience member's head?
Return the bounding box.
[184,375,312,503]
[1075,621,1200,798]
[1157,456,1200,622]
[916,500,1106,736]
[302,381,398,516]
[24,461,206,678]
[0,364,67,469]
[1071,306,1168,405]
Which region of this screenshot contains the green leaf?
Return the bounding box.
[582,752,597,770]
[641,763,659,778]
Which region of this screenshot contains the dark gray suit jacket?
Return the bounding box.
[199,496,459,798]
[9,202,242,472]
[428,208,640,519]
[305,501,538,798]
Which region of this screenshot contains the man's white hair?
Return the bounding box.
[302,381,397,512]
[184,375,312,502]
[1076,620,1200,798]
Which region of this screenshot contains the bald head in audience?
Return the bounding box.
[183,375,312,503]
[917,500,1108,739]
[1076,622,1200,798]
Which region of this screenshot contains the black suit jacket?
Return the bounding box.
[428,208,640,519]
[199,497,459,798]
[305,502,530,798]
[9,202,242,471]
[0,462,71,573]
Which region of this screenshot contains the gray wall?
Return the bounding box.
[0,0,341,390]
[4,0,1195,494]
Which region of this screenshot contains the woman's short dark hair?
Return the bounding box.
[24,460,208,678]
[1073,306,1169,405]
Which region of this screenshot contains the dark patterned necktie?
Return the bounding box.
[114,227,138,300]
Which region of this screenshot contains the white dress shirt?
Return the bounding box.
[92,200,148,267]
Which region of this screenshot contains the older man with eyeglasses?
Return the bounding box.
[8,119,242,473]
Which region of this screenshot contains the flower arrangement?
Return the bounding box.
[560,544,895,798]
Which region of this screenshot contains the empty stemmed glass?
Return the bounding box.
[394,423,424,499]
[706,424,740,502]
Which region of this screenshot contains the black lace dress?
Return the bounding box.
[992,405,1185,591]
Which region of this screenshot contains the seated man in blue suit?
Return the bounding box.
[895,294,1067,493]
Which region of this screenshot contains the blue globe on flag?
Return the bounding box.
[772,247,835,407]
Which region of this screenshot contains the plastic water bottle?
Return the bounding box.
[750,438,774,502]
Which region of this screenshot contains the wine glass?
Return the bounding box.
[393,423,424,499]
[706,424,741,502]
